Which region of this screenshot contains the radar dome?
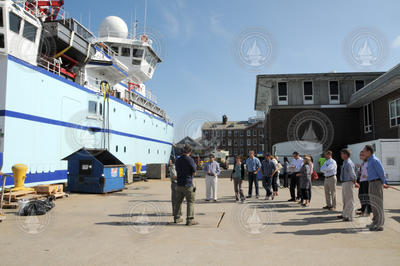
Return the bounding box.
[98,16,129,39]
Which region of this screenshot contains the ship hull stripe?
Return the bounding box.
[0,109,173,145]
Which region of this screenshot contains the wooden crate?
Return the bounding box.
[35,184,63,194]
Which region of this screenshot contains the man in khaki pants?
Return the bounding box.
[320,150,337,210]
[338,149,357,221]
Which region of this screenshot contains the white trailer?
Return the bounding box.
[347,139,400,184]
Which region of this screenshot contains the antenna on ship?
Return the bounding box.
[143,0,147,35]
[133,7,138,40]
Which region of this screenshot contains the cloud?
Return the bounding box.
[209,14,232,40]
[162,8,180,36]
[393,36,400,48]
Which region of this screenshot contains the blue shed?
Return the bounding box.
[63,149,126,193]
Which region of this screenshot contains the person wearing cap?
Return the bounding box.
[204,154,220,202]
[363,145,389,231]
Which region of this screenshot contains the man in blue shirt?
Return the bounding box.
[175,144,198,226]
[245,150,261,198]
[363,145,388,231]
[261,154,277,200]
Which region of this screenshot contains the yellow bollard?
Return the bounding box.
[11,164,34,192]
[135,162,142,175]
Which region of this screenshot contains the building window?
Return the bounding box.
[355,80,365,92]
[0,34,4,49]
[234,148,238,155]
[0,8,3,28]
[363,103,373,133]
[222,139,226,145]
[234,139,238,146]
[228,139,232,146]
[9,12,22,34]
[303,81,313,104]
[240,148,244,155]
[121,47,131,56]
[277,82,288,105]
[247,139,251,146]
[389,98,400,127]
[204,131,208,138]
[259,129,263,136]
[253,130,257,136]
[247,130,251,136]
[229,149,233,155]
[253,139,257,145]
[329,81,340,104]
[234,130,238,137]
[222,130,226,137]
[228,131,232,137]
[240,131,244,137]
[240,139,244,146]
[217,130,220,137]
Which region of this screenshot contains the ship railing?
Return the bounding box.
[38,56,61,76]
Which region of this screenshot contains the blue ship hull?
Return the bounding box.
[0,55,174,187]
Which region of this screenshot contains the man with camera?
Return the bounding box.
[174,144,199,226]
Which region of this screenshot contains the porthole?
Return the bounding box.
[113,108,116,112]
[157,150,159,154]
[148,148,150,154]
[116,145,118,152]
[144,119,146,123]
[124,146,126,153]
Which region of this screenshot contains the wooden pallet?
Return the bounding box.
[3,190,37,202]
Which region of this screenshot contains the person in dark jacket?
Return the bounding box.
[231,156,245,202]
[174,144,198,226]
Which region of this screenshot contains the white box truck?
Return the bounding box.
[347,139,400,184]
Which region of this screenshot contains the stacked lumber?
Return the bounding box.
[34,184,67,199]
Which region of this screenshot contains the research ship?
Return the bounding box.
[0,0,174,186]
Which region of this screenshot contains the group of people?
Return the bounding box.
[168,144,388,231]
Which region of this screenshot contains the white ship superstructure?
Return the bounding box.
[0,0,173,186]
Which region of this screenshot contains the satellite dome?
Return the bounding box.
[98,16,129,39]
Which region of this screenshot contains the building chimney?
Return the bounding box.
[222,115,227,125]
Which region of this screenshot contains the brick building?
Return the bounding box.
[254,68,400,155]
[201,115,265,156]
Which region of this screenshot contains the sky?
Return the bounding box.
[65,0,400,141]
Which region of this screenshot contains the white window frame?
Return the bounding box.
[247,139,251,146]
[389,98,400,128]
[329,80,340,104]
[222,139,226,146]
[277,82,288,105]
[253,129,257,136]
[240,139,244,146]
[228,139,232,146]
[303,81,314,104]
[253,139,257,145]
[363,103,373,133]
[228,130,232,137]
[222,130,226,137]
[247,130,251,136]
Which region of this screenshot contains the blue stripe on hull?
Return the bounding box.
[0,109,173,145]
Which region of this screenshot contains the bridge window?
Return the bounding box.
[132,59,141,65]
[132,47,144,58]
[111,46,119,55]
[22,20,37,42]
[0,8,3,27]
[9,12,22,34]
[121,47,130,57]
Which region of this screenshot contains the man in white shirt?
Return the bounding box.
[288,151,303,202]
[320,150,337,210]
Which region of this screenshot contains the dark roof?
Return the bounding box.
[62,148,124,165]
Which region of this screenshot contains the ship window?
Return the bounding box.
[116,145,118,152]
[88,101,97,114]
[22,20,37,42]
[9,12,22,34]
[0,8,3,27]
[99,103,103,116]
[132,59,141,65]
[132,48,144,58]
[111,46,119,55]
[0,34,4,49]
[121,47,130,57]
